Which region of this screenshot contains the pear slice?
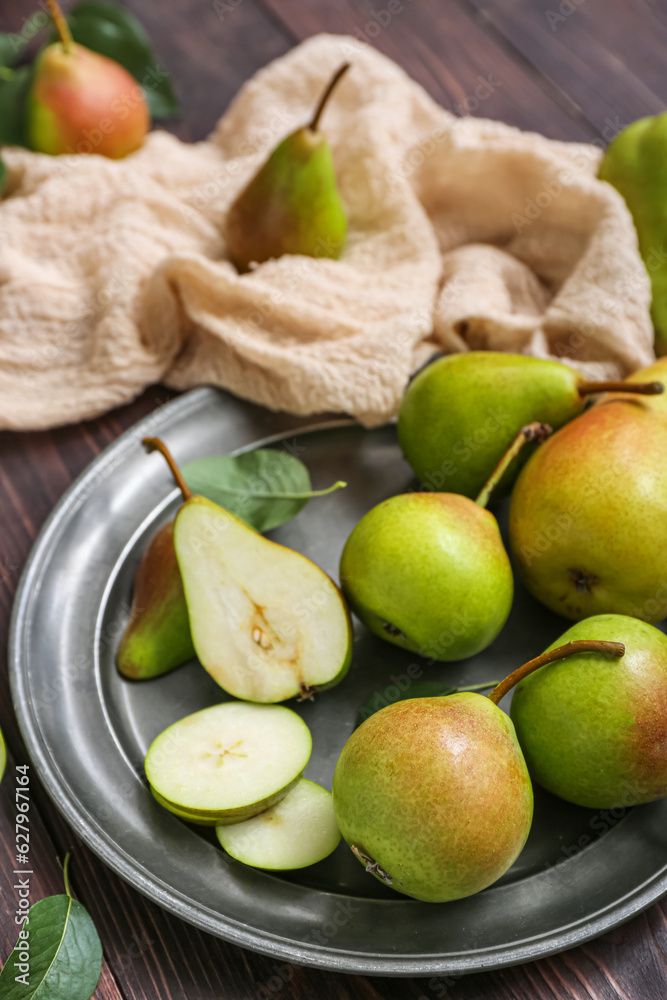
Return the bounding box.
[150,788,220,826]
[216,779,341,870]
[142,437,352,704]
[145,702,312,822]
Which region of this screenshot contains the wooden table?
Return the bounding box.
[2,1,667,997]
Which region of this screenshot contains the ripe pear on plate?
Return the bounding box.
[117,521,195,680]
[29,0,149,158]
[143,438,352,702]
[510,399,667,622]
[599,112,667,355]
[333,635,624,900]
[510,615,667,808]
[340,423,552,661]
[225,64,349,272]
[397,352,663,499]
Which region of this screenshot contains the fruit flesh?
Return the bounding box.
[509,400,667,622]
[216,779,341,869]
[174,496,352,702]
[397,352,583,498]
[332,694,533,902]
[510,615,667,807]
[117,521,195,680]
[28,42,149,158]
[339,492,513,660]
[145,702,312,819]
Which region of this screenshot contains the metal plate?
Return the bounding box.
[9,387,667,976]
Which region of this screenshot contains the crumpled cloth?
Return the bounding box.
[0,33,653,430]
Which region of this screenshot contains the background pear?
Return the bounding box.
[332,694,533,902]
[398,351,662,499]
[600,355,667,419]
[339,425,551,661]
[117,521,195,680]
[599,112,667,354]
[509,400,667,623]
[225,64,349,272]
[29,0,149,158]
[510,616,667,808]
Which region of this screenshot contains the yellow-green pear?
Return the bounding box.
[511,616,667,808]
[225,64,349,272]
[398,351,662,499]
[510,400,667,622]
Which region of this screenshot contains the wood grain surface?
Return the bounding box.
[1,2,667,998]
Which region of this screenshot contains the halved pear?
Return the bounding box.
[216,779,341,870]
[145,702,312,822]
[175,495,352,703]
[143,438,353,704]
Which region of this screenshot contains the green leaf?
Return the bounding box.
[0,35,20,69]
[0,64,33,146]
[355,680,500,727]
[0,894,102,999]
[183,450,345,534]
[65,2,179,118]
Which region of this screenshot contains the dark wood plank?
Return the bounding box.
[464,0,667,135]
[257,0,598,141]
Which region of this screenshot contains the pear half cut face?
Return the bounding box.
[174,497,352,702]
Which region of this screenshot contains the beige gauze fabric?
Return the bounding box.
[0,34,654,431]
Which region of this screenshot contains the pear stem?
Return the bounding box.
[143,437,192,501]
[487,640,625,705]
[578,379,664,397]
[309,63,351,131]
[474,422,551,509]
[45,0,74,52]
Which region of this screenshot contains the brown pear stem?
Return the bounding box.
[309,63,351,131]
[45,0,74,52]
[143,437,192,501]
[578,379,664,397]
[474,422,551,509]
[487,640,625,705]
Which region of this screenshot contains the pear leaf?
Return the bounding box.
[183,450,345,534]
[63,1,179,118]
[0,65,33,146]
[0,35,20,69]
[0,895,102,1000]
[355,680,499,727]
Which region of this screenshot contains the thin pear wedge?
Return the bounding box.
[216,779,341,870]
[144,438,352,702]
[117,521,195,680]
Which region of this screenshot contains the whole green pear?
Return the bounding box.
[225,64,349,272]
[339,492,513,661]
[332,694,533,902]
[599,113,667,355]
[510,615,667,808]
[397,352,658,499]
[509,400,667,622]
